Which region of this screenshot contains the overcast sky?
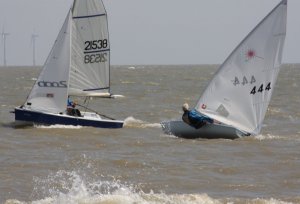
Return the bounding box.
[0,0,299,66]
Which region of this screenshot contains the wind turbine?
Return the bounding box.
[1,27,10,66]
[31,33,38,66]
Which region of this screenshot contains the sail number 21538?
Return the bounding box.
[84,53,107,64]
[85,39,108,50]
[84,39,108,64]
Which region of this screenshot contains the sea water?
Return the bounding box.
[0,65,299,203]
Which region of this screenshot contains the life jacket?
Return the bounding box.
[188,109,212,129]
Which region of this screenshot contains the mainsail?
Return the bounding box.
[25,11,72,113]
[69,0,110,97]
[195,0,287,135]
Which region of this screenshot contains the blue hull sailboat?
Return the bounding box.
[15,108,123,128]
[14,0,124,128]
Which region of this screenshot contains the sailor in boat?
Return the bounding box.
[66,96,82,117]
[182,103,213,129]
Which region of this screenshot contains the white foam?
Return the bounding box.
[124,117,161,128]
[111,94,125,98]
[121,80,135,84]
[34,124,82,129]
[5,170,295,204]
[8,170,222,204]
[254,134,282,141]
[268,107,281,114]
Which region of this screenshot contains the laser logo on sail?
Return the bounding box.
[245,49,264,61]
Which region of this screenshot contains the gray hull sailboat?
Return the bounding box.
[162,0,287,139]
[14,0,124,128]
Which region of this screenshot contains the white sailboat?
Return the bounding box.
[14,0,123,128]
[162,0,287,139]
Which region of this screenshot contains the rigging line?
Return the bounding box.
[76,103,116,120]
[83,96,88,104]
[83,97,89,113]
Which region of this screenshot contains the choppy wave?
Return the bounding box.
[254,133,300,141]
[121,80,136,84]
[124,117,162,128]
[254,134,283,141]
[4,170,297,204]
[5,196,296,204]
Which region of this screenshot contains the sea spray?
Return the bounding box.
[124,117,161,128]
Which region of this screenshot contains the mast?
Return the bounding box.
[1,27,10,66]
[31,33,38,66]
[102,0,111,94]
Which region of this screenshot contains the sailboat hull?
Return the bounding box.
[14,107,123,129]
[161,120,250,140]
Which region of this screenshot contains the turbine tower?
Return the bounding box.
[1,27,10,66]
[31,33,38,66]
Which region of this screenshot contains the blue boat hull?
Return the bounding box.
[14,107,123,129]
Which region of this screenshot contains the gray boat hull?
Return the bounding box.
[161,120,250,139]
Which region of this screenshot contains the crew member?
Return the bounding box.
[66,96,81,117]
[182,103,213,129]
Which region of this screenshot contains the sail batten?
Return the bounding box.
[83,87,109,91]
[73,13,106,19]
[83,48,110,54]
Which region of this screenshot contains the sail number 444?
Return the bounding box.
[250,82,271,95]
[232,76,272,95]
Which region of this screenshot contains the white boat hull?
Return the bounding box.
[161,120,250,139]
